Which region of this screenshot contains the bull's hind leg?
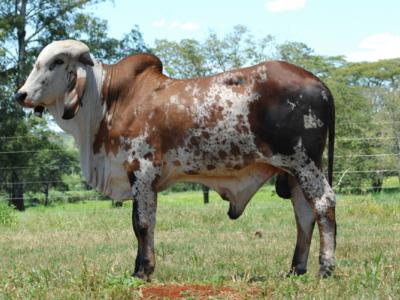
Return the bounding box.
[129,165,160,281]
[288,175,315,275]
[291,156,336,278]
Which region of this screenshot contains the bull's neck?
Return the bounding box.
[47,60,105,182]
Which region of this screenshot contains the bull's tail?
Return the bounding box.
[326,88,335,187]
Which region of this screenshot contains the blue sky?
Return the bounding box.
[90,0,400,62]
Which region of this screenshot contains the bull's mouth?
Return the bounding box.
[16,98,45,117]
[18,101,45,117]
[15,92,45,117]
[17,98,35,108]
[34,105,45,117]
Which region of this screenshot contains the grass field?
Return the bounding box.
[1,186,399,299]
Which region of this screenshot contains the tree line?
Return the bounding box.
[1,0,399,210]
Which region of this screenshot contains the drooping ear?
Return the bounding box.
[62,65,87,120]
[79,52,94,66]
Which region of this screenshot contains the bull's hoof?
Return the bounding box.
[287,267,307,277]
[132,271,151,282]
[318,265,334,278]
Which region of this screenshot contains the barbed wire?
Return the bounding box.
[0,169,398,187]
[1,194,399,205]
[336,136,397,141]
[1,134,399,141]
[0,164,76,171]
[0,180,68,186]
[333,169,399,174]
[1,186,400,202]
[0,147,399,157]
[336,120,400,126]
[0,149,62,154]
[0,120,398,141]
[335,153,399,158]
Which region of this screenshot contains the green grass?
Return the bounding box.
[0,186,399,299]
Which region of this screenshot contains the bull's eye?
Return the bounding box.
[54,59,64,65]
[49,58,64,70]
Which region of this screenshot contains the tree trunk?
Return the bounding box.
[11,170,24,211]
[371,178,382,193]
[44,185,49,206]
[15,0,28,87]
[202,185,209,204]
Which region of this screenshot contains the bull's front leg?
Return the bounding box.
[292,161,336,278]
[129,163,160,281]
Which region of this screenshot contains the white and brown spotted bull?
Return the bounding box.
[16,40,336,281]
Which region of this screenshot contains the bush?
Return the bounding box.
[0,201,17,226]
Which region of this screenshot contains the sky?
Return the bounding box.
[89,0,400,62]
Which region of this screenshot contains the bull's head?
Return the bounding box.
[15,40,94,120]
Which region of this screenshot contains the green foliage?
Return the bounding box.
[154,25,276,78]
[0,201,17,226]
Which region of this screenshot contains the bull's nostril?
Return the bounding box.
[15,92,27,104]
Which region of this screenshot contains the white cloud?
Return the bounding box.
[346,32,400,62]
[265,0,306,12]
[152,18,200,31]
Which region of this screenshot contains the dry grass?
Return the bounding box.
[0,186,399,299]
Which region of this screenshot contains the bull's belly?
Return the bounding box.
[158,162,279,203]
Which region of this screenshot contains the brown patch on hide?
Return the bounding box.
[124,159,140,186]
[189,136,200,146]
[203,104,224,125]
[218,150,227,160]
[185,170,200,175]
[223,74,245,86]
[326,206,336,222]
[230,143,240,156]
[201,131,210,139]
[144,152,153,160]
[173,160,181,167]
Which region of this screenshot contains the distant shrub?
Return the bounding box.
[0,201,17,226]
[169,182,202,192]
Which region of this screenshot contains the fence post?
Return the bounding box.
[202,185,209,204]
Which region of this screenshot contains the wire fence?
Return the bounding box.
[1,125,400,202]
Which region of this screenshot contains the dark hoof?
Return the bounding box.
[132,272,151,282]
[287,268,307,277]
[318,265,334,278]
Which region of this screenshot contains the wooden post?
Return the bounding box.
[202,185,209,204]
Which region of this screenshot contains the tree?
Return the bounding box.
[154,25,276,78]
[24,118,79,206]
[333,59,400,191]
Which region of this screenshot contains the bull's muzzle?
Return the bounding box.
[14,92,45,117]
[15,92,28,105]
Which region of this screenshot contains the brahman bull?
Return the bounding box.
[16,40,336,281]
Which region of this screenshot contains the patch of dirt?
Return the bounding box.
[140,284,240,299]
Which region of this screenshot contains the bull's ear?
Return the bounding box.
[79,52,94,66]
[62,66,87,120]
